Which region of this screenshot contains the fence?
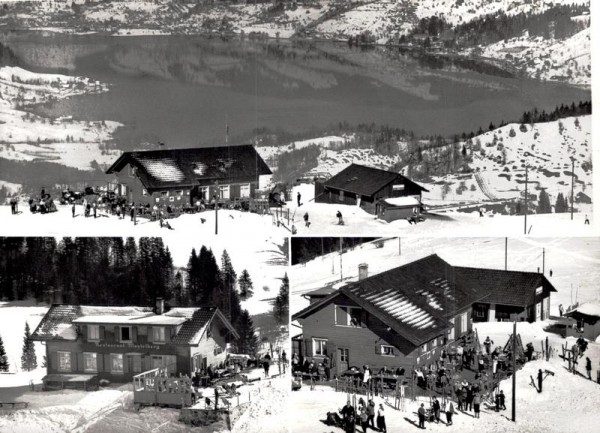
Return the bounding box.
[133,368,193,408]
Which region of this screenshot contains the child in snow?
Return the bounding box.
[473,392,481,418]
[446,402,455,425]
[586,357,592,379]
[377,403,386,433]
[417,403,426,429]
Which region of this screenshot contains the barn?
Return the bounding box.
[105,145,272,207]
[31,299,239,388]
[292,254,556,375]
[314,164,428,216]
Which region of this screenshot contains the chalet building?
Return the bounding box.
[314,164,428,216]
[292,255,556,375]
[105,145,272,206]
[31,299,239,388]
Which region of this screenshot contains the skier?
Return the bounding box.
[336,210,344,225]
[584,214,590,225]
[72,203,76,218]
[377,403,386,433]
[130,204,135,222]
[417,403,426,429]
[297,191,301,207]
[446,402,455,425]
[303,212,310,228]
[586,357,592,380]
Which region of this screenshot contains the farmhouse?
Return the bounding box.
[31,299,239,388]
[105,145,272,207]
[292,255,556,374]
[314,164,428,217]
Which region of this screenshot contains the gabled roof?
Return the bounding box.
[32,304,239,345]
[106,145,271,191]
[294,254,555,351]
[323,163,428,197]
[454,267,556,307]
[563,303,600,323]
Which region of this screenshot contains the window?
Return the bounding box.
[199,187,209,200]
[313,338,328,356]
[416,356,421,364]
[339,190,344,201]
[83,352,97,373]
[214,345,223,356]
[335,305,363,327]
[381,345,395,356]
[169,196,174,202]
[175,190,183,196]
[88,324,100,341]
[430,338,437,349]
[128,165,137,177]
[58,351,71,372]
[535,286,543,295]
[420,344,427,354]
[240,184,251,198]
[153,327,166,343]
[461,312,468,335]
[120,326,131,342]
[161,191,168,198]
[111,354,124,373]
[155,197,160,203]
[219,185,230,200]
[392,184,405,191]
[142,189,148,196]
[448,318,455,340]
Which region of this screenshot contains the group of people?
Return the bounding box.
[417,397,456,429]
[9,197,19,214]
[328,398,386,433]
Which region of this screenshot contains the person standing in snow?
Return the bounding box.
[417,403,426,429]
[377,403,386,433]
[93,202,97,218]
[303,212,310,228]
[336,210,344,225]
[367,400,376,429]
[465,384,474,411]
[559,304,564,317]
[584,214,590,224]
[446,402,455,425]
[483,336,493,355]
[432,396,441,423]
[473,392,481,418]
[297,192,301,207]
[586,357,592,379]
[537,369,544,392]
[499,390,506,410]
[72,203,76,218]
[263,354,271,378]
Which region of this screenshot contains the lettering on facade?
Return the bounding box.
[97,343,160,350]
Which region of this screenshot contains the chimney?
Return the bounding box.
[156,297,164,315]
[358,263,369,281]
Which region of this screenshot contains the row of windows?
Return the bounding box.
[57,352,175,374]
[150,184,252,202]
[87,324,166,343]
[311,338,396,358]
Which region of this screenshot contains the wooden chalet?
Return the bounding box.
[293,255,556,374]
[314,164,428,216]
[105,145,272,206]
[31,299,239,388]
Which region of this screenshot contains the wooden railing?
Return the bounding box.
[133,368,193,408]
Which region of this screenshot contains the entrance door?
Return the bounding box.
[535,302,542,321]
[337,348,349,375]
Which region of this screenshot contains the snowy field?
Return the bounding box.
[0,372,290,433]
[290,236,600,316]
[286,183,595,236]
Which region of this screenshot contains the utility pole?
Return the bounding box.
[505,237,508,271]
[339,238,343,281]
[215,180,219,235]
[512,320,517,422]
[542,248,545,274]
[399,237,401,256]
[524,165,528,235]
[570,158,575,220]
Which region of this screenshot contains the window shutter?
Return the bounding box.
[97,353,104,372]
[123,355,129,374]
[99,326,105,341]
[81,325,87,342]
[51,351,58,373]
[170,326,176,341]
[304,338,313,357]
[69,352,75,372]
[77,353,83,372]
[148,327,153,343]
[114,326,120,343]
[105,354,111,373]
[132,326,138,343]
[361,310,368,327]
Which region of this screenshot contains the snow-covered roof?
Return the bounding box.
[32,304,238,344]
[382,196,421,207]
[566,302,600,320]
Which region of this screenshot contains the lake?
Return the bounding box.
[0,32,591,149]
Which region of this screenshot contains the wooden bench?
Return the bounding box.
[0,402,29,409]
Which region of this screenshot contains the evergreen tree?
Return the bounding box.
[538,189,552,214]
[238,269,254,301]
[187,248,201,304]
[235,310,258,355]
[21,322,37,372]
[0,333,9,372]
[555,192,567,213]
[273,273,289,325]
